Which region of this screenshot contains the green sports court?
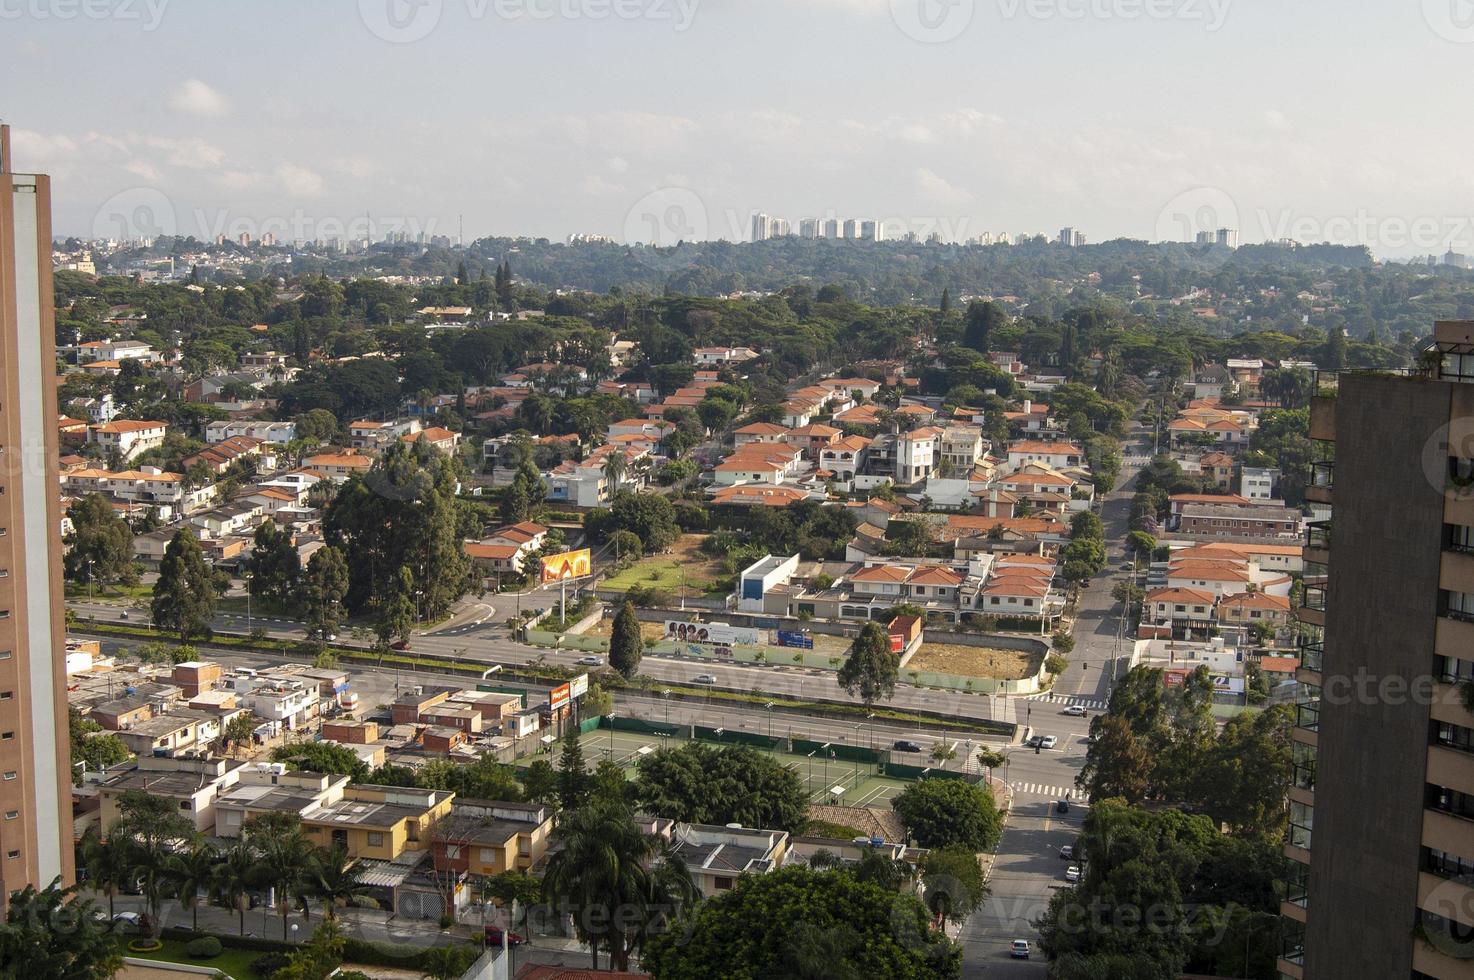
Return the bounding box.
[522,722,960,811]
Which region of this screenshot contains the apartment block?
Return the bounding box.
[1279,322,1474,979]
[0,124,73,908]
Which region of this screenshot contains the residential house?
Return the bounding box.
[302,450,374,482]
[671,824,788,899]
[733,422,791,448]
[819,435,871,485]
[1005,440,1083,471]
[403,426,461,453]
[205,420,297,445]
[785,423,842,459]
[87,419,166,461]
[1199,451,1236,490]
[692,346,759,366]
[95,756,244,836]
[431,800,555,877]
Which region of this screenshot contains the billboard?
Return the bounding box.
[549,683,571,711]
[663,620,761,647]
[541,549,592,584]
[1211,674,1245,694]
[569,673,589,699]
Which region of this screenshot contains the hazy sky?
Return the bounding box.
[5,0,1474,255]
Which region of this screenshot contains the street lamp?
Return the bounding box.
[244,570,253,636]
[765,701,775,748]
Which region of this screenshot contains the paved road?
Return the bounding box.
[959,424,1152,977]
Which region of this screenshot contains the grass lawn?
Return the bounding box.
[600,535,728,597]
[65,582,153,602]
[119,938,262,979]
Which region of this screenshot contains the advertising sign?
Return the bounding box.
[569,673,589,699]
[776,630,814,650]
[888,633,905,654]
[663,620,761,647]
[549,683,571,711]
[540,549,592,584]
[1211,674,1245,694]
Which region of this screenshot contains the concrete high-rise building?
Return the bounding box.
[842,218,860,239]
[799,218,821,239]
[859,219,881,242]
[1216,228,1239,248]
[1279,321,1474,979]
[1059,227,1084,247]
[822,217,841,239]
[0,123,74,909]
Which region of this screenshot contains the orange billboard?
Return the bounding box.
[540,548,592,584]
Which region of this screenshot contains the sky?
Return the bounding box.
[5,0,1474,256]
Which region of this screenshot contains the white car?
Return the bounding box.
[1062,705,1087,717]
[1009,939,1031,959]
[1040,735,1059,749]
[693,674,718,685]
[1065,865,1081,883]
[1060,844,1075,860]
[575,656,603,666]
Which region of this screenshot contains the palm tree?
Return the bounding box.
[306,843,370,921]
[213,840,257,936]
[601,450,627,494]
[543,801,696,971]
[169,839,220,932]
[110,793,197,938]
[80,827,128,920]
[245,814,316,940]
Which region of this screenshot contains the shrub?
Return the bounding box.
[252,952,292,977]
[186,936,223,959]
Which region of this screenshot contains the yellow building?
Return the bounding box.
[431,800,554,877]
[299,784,454,861]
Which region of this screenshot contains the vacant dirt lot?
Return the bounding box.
[906,642,1042,680]
[600,534,729,597]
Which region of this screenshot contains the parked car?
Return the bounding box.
[1062,705,1087,717]
[1059,844,1075,860]
[575,656,603,666]
[484,925,526,947]
[1056,799,1071,814]
[111,912,142,934]
[1010,939,1031,959]
[892,739,924,753]
[1024,734,1043,748]
[693,674,717,684]
[1040,735,1059,749]
[1065,865,1081,883]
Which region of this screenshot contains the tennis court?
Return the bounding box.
[532,727,916,808]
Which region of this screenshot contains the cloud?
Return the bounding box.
[139,136,227,170]
[169,79,229,117]
[275,164,323,197]
[915,167,973,204]
[1264,109,1289,132]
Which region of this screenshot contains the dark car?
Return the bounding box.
[892,739,924,753]
[1056,799,1071,814]
[390,639,410,651]
[485,924,526,947]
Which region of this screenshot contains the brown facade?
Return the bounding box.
[0,127,74,906]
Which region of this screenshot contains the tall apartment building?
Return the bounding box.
[1279,321,1474,978]
[0,123,74,907]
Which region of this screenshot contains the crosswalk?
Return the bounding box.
[1026,693,1107,711]
[1010,782,1078,798]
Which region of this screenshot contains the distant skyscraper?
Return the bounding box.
[1216,229,1238,249]
[799,218,820,239]
[751,212,773,242]
[842,219,860,239]
[0,123,74,909]
[1059,227,1084,247]
[822,217,841,239]
[859,220,881,242]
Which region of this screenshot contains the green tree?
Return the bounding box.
[642,866,959,980]
[962,300,1003,354]
[272,740,370,781]
[521,759,558,806]
[375,565,416,653]
[245,813,317,941]
[212,839,258,935]
[542,799,698,971]
[167,839,219,931]
[556,725,591,812]
[0,880,121,980]
[919,845,988,928]
[302,545,349,641]
[1076,713,1152,804]
[838,621,900,708]
[247,518,301,608]
[69,707,130,781]
[151,529,217,643]
[608,601,643,679]
[79,827,129,920]
[608,491,679,551]
[892,778,1002,851]
[111,790,198,937]
[634,742,808,833]
[306,844,370,921]
[63,493,135,590]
